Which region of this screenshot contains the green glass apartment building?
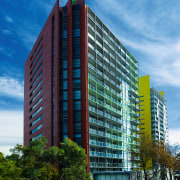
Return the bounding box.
[87,7,140,173]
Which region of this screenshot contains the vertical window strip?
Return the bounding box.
[30,37,43,62]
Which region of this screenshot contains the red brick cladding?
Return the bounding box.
[24,1,60,147]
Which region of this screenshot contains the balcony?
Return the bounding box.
[89,162,123,168]
[90,151,105,157]
[131,125,140,132]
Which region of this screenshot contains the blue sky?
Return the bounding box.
[0,0,180,154]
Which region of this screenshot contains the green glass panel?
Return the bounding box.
[72,0,76,5]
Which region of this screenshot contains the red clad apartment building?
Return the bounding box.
[24,0,89,171]
[24,0,140,175]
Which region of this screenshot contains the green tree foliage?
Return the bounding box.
[59,138,92,180]
[0,137,92,180]
[0,152,22,180]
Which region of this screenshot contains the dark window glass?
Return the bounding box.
[74,111,81,122]
[63,30,67,38]
[73,79,81,89]
[74,137,81,147]
[63,70,67,79]
[73,90,81,100]
[63,60,67,69]
[73,101,81,110]
[63,102,68,111]
[73,59,80,68]
[74,123,81,134]
[63,91,68,100]
[64,123,68,133]
[63,112,68,122]
[73,69,80,78]
[63,81,67,89]
[72,29,80,37]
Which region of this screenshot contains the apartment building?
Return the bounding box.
[139,75,168,144]
[24,0,140,174]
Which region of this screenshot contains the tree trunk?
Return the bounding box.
[169,169,172,180]
[60,173,64,180]
[143,167,148,180]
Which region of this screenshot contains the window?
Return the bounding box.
[73,79,81,89]
[30,80,42,96]
[63,123,68,133]
[74,137,81,146]
[73,101,81,110]
[30,72,42,89]
[73,90,81,100]
[63,112,68,122]
[73,59,80,68]
[73,111,81,122]
[72,29,80,37]
[31,124,42,134]
[63,102,68,111]
[73,123,81,134]
[31,46,43,67]
[73,69,80,78]
[30,97,42,111]
[30,89,42,104]
[30,38,43,62]
[30,106,42,119]
[63,91,68,100]
[32,133,42,141]
[63,81,68,90]
[63,30,67,38]
[63,70,67,79]
[30,55,43,74]
[31,115,42,126]
[63,60,67,69]
[31,63,42,82]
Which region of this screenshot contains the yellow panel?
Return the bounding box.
[139,75,152,170]
[160,91,164,97]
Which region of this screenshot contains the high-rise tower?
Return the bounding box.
[139,75,168,144]
[24,0,140,174]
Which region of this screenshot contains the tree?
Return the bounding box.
[132,134,155,180]
[132,134,176,180]
[7,137,59,179]
[59,138,92,180]
[153,143,176,180]
[41,146,62,180]
[0,152,22,179]
[4,137,92,180]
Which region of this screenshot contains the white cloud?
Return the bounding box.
[0,76,24,99]
[175,42,180,53]
[5,15,14,23]
[0,111,23,155]
[169,129,180,145]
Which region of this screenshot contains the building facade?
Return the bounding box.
[24,0,140,174]
[139,75,168,144]
[150,88,168,144]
